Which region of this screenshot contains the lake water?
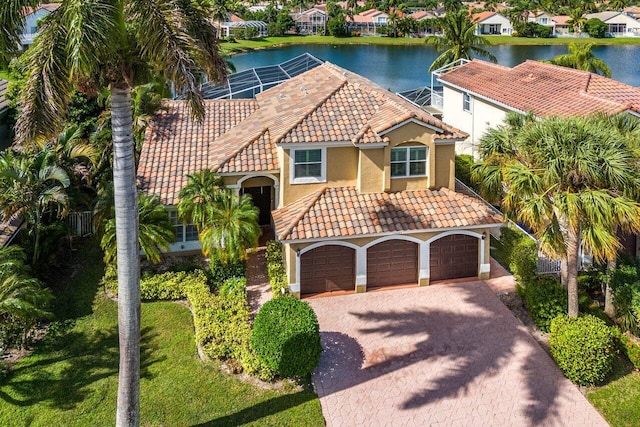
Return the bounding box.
[230,43,640,92]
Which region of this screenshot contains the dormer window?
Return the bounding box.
[391,146,427,178]
[291,148,326,184]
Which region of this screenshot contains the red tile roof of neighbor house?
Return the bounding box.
[139,62,466,205]
[439,59,640,117]
[271,186,504,241]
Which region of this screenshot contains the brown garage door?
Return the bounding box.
[367,240,418,288]
[300,245,355,295]
[430,234,478,282]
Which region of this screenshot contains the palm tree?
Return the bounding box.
[548,43,611,77]
[473,114,640,317]
[0,246,52,348]
[101,193,174,265]
[567,8,586,34]
[0,148,70,267]
[200,190,260,264]
[609,0,627,11]
[7,2,228,425]
[426,10,497,72]
[177,169,226,230]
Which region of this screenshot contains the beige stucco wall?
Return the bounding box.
[357,148,384,193]
[280,146,359,205]
[434,144,456,190]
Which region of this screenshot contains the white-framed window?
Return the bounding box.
[169,210,198,243]
[463,92,472,112]
[390,146,427,178]
[290,148,326,184]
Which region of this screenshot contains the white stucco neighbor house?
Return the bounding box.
[433,59,640,157]
[585,11,640,36]
[19,3,60,49]
[472,11,513,35]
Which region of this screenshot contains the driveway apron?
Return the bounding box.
[308,281,608,427]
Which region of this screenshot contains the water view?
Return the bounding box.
[230,44,640,92]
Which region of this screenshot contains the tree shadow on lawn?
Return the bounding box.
[0,325,164,410]
[312,283,565,425]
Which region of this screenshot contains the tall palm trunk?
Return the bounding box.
[605,257,616,318]
[112,86,141,427]
[566,227,580,317]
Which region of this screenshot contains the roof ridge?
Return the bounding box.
[214,128,269,172]
[277,80,349,144]
[279,187,327,240]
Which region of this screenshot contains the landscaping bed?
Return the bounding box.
[0,240,324,426]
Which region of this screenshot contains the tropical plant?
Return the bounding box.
[101,192,174,265]
[548,43,611,77]
[199,190,261,264]
[0,148,70,266]
[566,8,586,33]
[425,9,497,72]
[177,169,226,230]
[473,113,640,317]
[585,17,607,37]
[6,1,228,424]
[0,246,52,349]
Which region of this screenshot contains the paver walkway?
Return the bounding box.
[308,281,608,427]
[246,249,271,318]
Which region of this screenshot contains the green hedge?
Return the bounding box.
[510,237,538,285]
[616,331,640,370]
[265,241,289,297]
[209,255,246,285]
[550,315,616,386]
[252,296,322,378]
[519,275,567,333]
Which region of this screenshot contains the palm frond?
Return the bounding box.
[0,0,40,62]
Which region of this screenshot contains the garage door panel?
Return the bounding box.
[367,240,418,288]
[430,234,478,282]
[301,245,355,295]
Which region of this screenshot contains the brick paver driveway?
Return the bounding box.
[308,281,608,427]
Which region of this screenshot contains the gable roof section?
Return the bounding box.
[438,59,640,117]
[272,186,503,241]
[137,99,258,205]
[140,62,466,204]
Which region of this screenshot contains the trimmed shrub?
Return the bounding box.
[265,240,289,297]
[550,314,616,385]
[252,296,322,378]
[510,237,538,284]
[520,275,567,332]
[209,255,246,285]
[619,332,640,370]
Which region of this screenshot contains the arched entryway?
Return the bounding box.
[238,175,278,227]
[429,234,479,282]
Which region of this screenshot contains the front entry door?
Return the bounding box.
[241,186,272,226]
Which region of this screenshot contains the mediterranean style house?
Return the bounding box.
[138,62,504,297]
[435,59,640,157]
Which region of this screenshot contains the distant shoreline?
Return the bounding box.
[221,35,640,55]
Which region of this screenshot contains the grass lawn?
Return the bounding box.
[589,371,640,427]
[0,241,324,426]
[221,35,640,54]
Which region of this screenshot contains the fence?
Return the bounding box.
[67,211,94,237]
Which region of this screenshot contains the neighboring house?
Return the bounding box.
[138,62,504,297]
[624,6,640,20]
[409,10,438,35]
[0,214,24,248]
[219,14,267,38]
[585,11,640,36]
[472,12,513,35]
[435,58,640,158]
[552,15,572,35]
[19,3,60,49]
[292,7,327,35]
[528,11,556,33]
[349,9,389,35]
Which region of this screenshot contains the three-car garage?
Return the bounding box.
[298,233,484,297]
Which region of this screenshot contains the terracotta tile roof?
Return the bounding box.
[139,62,466,204]
[438,59,640,116]
[137,99,258,205]
[472,11,497,22]
[272,186,504,241]
[552,15,571,25]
